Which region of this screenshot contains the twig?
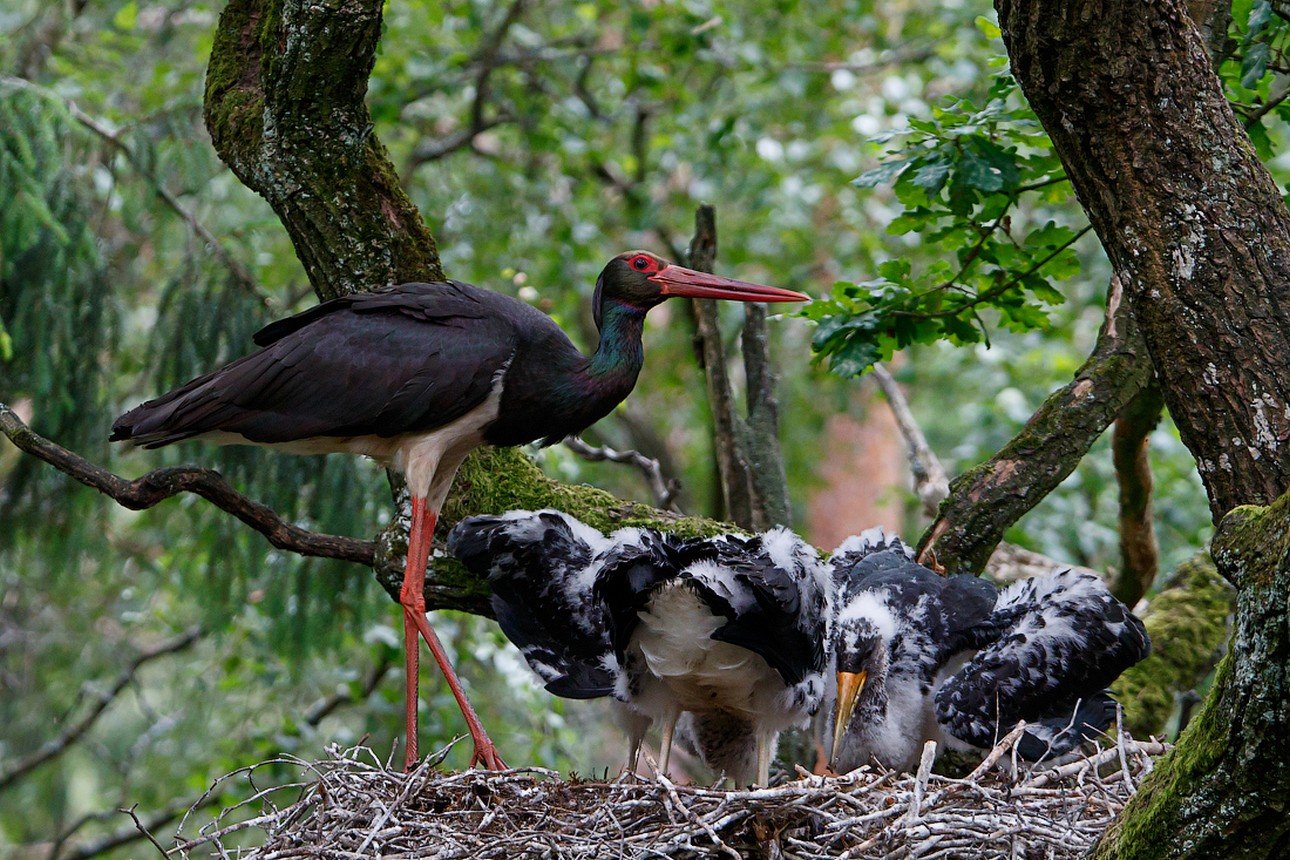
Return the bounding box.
[1111,382,1164,606]
[0,627,203,792]
[871,363,949,518]
[302,652,396,727]
[563,436,681,511]
[120,806,169,859]
[686,206,755,528]
[0,403,375,566]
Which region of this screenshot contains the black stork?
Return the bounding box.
[825,529,1150,772]
[448,509,829,786]
[109,251,808,772]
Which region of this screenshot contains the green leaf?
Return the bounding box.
[910,158,951,194]
[975,15,1002,39]
[0,319,11,362]
[113,1,138,30]
[1242,41,1271,89]
[854,157,912,188]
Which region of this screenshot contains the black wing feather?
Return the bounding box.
[112,282,516,448]
[448,510,616,699]
[934,568,1150,753]
[701,533,828,686]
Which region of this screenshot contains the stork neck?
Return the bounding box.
[589,299,647,379]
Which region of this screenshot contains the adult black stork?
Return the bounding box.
[448,510,829,786]
[108,251,808,771]
[825,529,1150,772]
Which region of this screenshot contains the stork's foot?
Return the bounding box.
[468,734,507,771]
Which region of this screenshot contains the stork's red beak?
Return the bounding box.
[651,265,809,303]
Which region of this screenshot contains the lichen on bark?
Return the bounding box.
[1091,496,1290,858]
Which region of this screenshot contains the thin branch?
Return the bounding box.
[303,652,396,727]
[870,363,949,518]
[120,806,169,859]
[57,787,221,859]
[686,206,755,527]
[0,403,375,566]
[891,225,1092,321]
[562,436,681,512]
[1111,382,1165,606]
[0,627,203,792]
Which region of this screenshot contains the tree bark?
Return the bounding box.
[1091,496,1290,858]
[997,0,1290,520]
[917,278,1152,573]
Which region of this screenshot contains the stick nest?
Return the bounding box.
[174,729,1166,859]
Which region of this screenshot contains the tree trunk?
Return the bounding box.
[996,0,1290,852]
[997,0,1290,520]
[1091,496,1290,858]
[204,0,444,298]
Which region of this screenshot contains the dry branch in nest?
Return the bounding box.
[171,730,1166,859]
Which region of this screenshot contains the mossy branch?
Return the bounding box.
[1114,550,1233,737]
[917,277,1153,574]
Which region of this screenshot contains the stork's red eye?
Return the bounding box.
[632,255,652,271]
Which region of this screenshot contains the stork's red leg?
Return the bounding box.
[399,495,505,771]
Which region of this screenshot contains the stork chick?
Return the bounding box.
[825,530,1150,772]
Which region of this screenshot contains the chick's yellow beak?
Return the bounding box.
[830,670,867,762]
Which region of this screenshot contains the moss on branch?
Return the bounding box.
[1115,551,1233,737]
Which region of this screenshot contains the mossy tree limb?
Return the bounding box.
[917,278,1152,574]
[1091,497,1290,858]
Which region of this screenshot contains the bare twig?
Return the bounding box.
[120,806,169,859]
[870,363,949,518]
[563,436,681,511]
[407,0,526,169]
[0,627,203,792]
[302,652,396,727]
[176,737,1168,859]
[0,403,375,566]
[687,206,755,527]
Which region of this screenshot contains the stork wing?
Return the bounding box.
[696,530,830,687]
[111,282,517,448]
[448,510,617,699]
[933,568,1150,754]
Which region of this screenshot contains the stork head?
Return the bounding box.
[593,251,809,329]
[828,609,893,774]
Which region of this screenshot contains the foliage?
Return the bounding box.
[806,55,1087,378]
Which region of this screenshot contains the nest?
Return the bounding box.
[172,727,1166,859]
